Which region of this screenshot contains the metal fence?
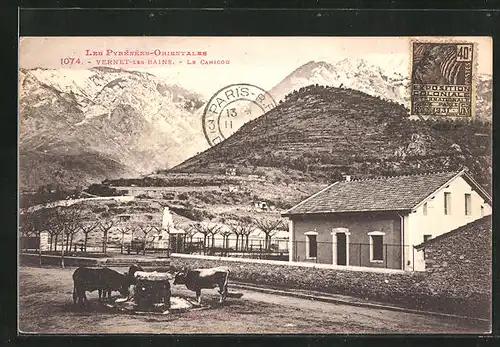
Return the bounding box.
[289,240,415,270]
[21,233,417,270]
[175,237,289,261]
[18,234,290,260]
[19,236,171,257]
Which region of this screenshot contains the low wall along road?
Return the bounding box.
[170,253,490,319]
[20,253,170,268]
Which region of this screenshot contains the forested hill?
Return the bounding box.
[172,85,491,192]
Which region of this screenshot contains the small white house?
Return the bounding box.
[225,167,237,176]
[282,168,491,271]
[254,201,270,211]
[151,207,185,248]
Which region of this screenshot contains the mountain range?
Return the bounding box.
[18,59,492,190]
[19,67,207,190]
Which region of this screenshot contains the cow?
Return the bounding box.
[173,266,230,305]
[72,266,131,306]
[127,264,143,278]
[101,263,144,300]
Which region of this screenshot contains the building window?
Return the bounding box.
[423,202,428,215]
[423,234,432,242]
[465,193,472,215]
[444,192,451,215]
[304,231,318,259]
[368,231,385,262]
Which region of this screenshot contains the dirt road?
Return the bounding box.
[19,266,489,334]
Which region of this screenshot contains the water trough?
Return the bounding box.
[102,269,243,315]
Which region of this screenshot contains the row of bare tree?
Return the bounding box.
[21,207,113,253]
[20,205,289,266]
[19,206,167,257]
[179,217,287,251]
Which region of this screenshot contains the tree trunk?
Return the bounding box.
[49,234,53,251]
[102,230,108,254]
[65,233,70,252]
[70,234,74,250]
[61,234,66,268]
[84,233,88,252]
[143,236,147,255]
[38,232,42,266]
[235,235,239,251]
[54,234,58,251]
[121,232,125,254]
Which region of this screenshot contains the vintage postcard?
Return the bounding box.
[18,36,492,334]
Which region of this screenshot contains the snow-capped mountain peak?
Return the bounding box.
[270,57,490,121]
[271,58,409,106]
[19,67,209,189]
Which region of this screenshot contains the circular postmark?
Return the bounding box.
[202,83,277,147]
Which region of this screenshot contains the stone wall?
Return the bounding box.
[170,253,490,318]
[20,253,105,267]
[20,253,170,268]
[418,216,492,298]
[25,195,135,213]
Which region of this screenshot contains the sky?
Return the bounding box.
[19,36,493,97]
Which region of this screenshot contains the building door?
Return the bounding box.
[336,233,347,265]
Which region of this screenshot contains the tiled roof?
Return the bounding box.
[283,171,461,215]
[414,215,492,249]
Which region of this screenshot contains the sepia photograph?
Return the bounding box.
[18,35,492,334]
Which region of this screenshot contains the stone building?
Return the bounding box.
[414,216,492,302]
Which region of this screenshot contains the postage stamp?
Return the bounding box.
[410,41,477,119]
[202,83,277,147]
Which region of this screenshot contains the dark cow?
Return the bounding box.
[173,266,230,305]
[128,264,143,277]
[72,267,131,305]
[100,263,144,300]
